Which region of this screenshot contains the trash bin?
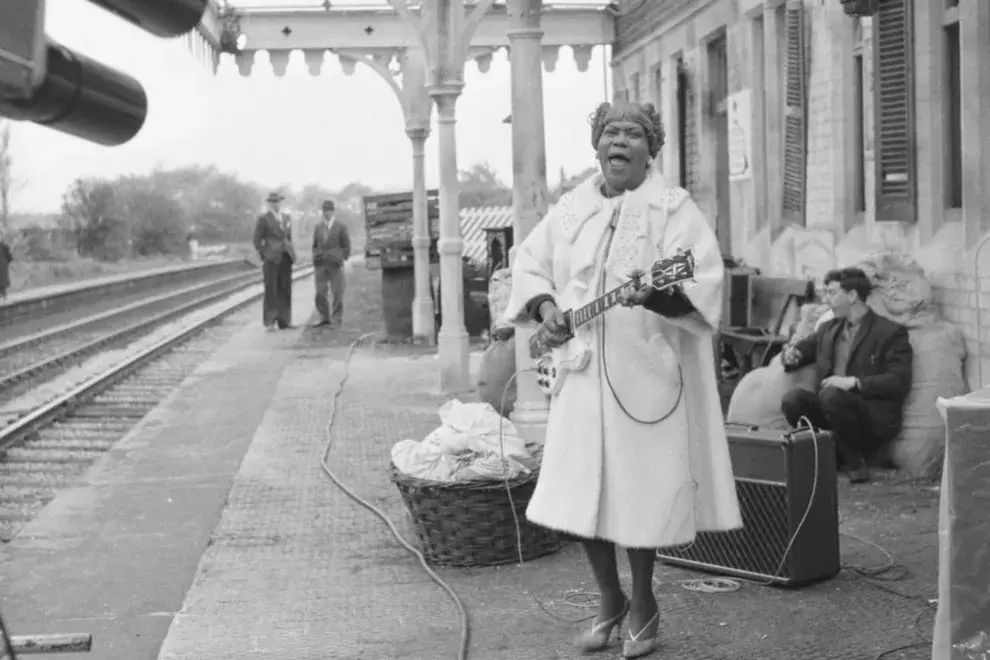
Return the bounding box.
[381,265,415,341]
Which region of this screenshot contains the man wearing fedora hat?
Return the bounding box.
[310,199,351,327]
[253,191,297,330]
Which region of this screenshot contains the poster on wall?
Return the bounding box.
[727,90,752,183]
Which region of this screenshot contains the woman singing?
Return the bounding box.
[504,101,742,658]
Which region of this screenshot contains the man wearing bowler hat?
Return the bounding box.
[254,191,296,330]
[310,199,351,327]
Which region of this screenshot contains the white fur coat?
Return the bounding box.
[504,171,742,548]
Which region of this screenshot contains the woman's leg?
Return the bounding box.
[582,539,626,614]
[625,548,660,634]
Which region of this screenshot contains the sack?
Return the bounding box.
[477,334,517,416]
[856,252,937,328]
[726,303,824,429]
[726,356,817,429]
[884,321,967,477]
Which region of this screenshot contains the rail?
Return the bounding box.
[0,266,314,453]
[0,258,252,327]
[0,271,260,393]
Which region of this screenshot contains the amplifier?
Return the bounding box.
[657,424,840,587]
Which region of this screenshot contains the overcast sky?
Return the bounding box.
[9,0,611,213]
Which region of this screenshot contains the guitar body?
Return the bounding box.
[535,334,592,396]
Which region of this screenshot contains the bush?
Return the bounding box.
[11,227,74,262]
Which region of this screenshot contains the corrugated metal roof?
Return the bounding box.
[459,206,513,266]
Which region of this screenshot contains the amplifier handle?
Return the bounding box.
[724,421,760,432]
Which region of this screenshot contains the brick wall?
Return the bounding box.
[613,0,704,59]
[684,73,701,197]
[803,3,840,229]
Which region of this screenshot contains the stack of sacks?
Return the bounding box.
[856,252,967,478]
[725,302,830,429]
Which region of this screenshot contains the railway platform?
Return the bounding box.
[1,259,245,308]
[0,274,940,660]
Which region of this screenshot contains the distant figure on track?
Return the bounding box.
[310,199,351,328]
[254,192,296,331]
[0,229,12,300]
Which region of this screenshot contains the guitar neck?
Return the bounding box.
[569,282,633,329]
[557,249,695,333]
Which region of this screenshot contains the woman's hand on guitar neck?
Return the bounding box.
[538,300,570,346]
[617,269,654,308]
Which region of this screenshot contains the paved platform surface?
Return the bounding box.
[2,273,941,660]
[155,346,939,655]
[0,281,309,660]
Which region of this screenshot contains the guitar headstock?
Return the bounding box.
[649,248,696,291]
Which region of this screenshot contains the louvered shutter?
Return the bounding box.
[781,0,807,226]
[873,0,915,222]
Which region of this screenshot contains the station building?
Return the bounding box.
[609,0,990,388]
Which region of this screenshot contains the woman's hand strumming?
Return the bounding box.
[781,345,802,367]
[539,299,570,346]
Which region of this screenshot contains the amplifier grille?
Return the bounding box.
[659,480,791,578]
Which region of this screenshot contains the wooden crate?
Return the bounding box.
[364,190,439,266]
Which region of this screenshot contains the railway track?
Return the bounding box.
[0,269,264,404]
[0,267,314,542]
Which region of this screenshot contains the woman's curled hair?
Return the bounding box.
[589,101,666,159]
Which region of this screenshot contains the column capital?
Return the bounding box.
[428,81,465,99]
[405,126,431,141]
[430,82,464,120]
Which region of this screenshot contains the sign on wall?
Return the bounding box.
[727,90,752,182]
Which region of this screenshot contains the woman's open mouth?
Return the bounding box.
[608,154,630,168]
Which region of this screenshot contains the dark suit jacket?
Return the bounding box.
[312,221,351,268]
[785,310,913,439]
[253,211,296,265]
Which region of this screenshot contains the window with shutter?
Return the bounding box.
[781,0,807,227]
[873,0,916,222]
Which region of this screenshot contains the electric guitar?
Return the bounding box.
[530,249,697,396]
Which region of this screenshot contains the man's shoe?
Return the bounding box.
[308,320,332,328]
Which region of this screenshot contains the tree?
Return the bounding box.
[60,177,129,261]
[0,121,27,230]
[114,176,187,257]
[458,161,512,209]
[145,165,261,242]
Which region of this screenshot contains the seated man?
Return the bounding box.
[780,267,913,483]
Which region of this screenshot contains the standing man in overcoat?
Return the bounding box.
[254,191,296,330]
[0,229,12,300]
[310,199,351,327]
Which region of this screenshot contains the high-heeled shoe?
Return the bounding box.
[621,610,660,658]
[574,598,630,653]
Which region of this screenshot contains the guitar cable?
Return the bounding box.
[597,215,684,426]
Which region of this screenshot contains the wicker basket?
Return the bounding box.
[389,459,567,568]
